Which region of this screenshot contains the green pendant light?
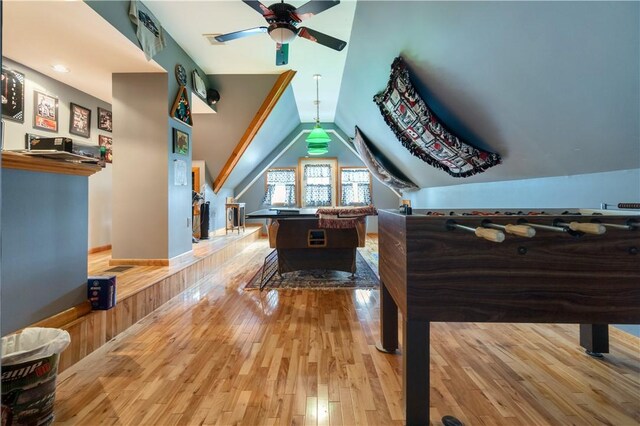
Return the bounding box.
[306,74,330,155]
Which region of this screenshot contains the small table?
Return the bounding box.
[225,203,245,234]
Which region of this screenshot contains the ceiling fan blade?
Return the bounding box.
[293,1,340,21]
[215,27,268,42]
[276,43,289,66]
[242,0,274,18]
[297,27,347,51]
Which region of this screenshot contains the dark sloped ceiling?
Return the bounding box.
[191,74,280,181]
[335,1,640,189]
[225,85,300,190]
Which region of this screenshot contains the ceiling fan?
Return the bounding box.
[214,0,347,66]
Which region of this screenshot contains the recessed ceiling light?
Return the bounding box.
[51,64,70,73]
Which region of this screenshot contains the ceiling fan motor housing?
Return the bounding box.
[266,2,298,24]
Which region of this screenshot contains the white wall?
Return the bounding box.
[111,73,169,260]
[406,169,640,209]
[2,57,113,249]
[88,166,112,249]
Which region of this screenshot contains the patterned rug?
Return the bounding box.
[244,251,379,290]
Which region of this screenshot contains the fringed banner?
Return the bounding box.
[373,56,501,177]
[353,126,419,192]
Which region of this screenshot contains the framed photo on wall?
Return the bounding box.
[1,66,25,122]
[33,90,58,132]
[99,135,113,163]
[173,128,189,155]
[97,107,112,132]
[69,102,91,138]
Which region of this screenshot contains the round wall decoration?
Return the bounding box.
[175,64,187,86]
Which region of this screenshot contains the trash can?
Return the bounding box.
[1,327,70,426]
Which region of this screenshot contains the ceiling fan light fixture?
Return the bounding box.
[268,23,297,44]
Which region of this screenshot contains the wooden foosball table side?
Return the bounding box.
[377,209,640,425]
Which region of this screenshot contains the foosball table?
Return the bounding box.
[376,208,640,425]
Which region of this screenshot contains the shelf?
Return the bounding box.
[1,151,103,176]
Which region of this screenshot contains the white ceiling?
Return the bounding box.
[144,0,358,123]
[2,1,164,103]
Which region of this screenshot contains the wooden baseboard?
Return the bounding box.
[28,301,92,330]
[109,258,170,266]
[88,244,111,254]
[169,250,194,266]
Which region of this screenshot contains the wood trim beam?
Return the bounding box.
[213,69,296,193]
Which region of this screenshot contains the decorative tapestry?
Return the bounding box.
[373,56,501,177]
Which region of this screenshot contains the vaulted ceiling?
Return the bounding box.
[3,1,639,193]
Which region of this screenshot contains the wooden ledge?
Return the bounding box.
[2,151,102,176]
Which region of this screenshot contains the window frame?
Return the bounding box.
[338,166,373,207]
[298,157,338,208]
[263,167,298,207]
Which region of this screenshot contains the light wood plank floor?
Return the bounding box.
[55,238,640,425]
[88,227,261,301]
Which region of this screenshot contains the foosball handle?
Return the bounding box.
[475,227,505,242]
[569,222,606,235]
[504,224,536,238]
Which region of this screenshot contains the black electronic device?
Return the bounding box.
[26,135,73,152]
[200,202,210,240]
[206,89,220,106]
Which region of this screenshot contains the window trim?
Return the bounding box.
[298,157,338,208]
[339,166,372,206]
[263,167,297,207]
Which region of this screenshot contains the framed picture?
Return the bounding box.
[1,66,25,122]
[192,70,206,99]
[173,128,189,155]
[99,135,113,163]
[170,86,192,126]
[97,107,112,132]
[69,103,91,138]
[33,90,58,132]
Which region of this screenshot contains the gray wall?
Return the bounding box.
[224,86,300,190]
[407,168,640,209]
[336,1,640,188]
[236,124,400,232]
[192,74,280,181]
[2,58,113,249]
[112,73,169,260]
[1,169,88,335]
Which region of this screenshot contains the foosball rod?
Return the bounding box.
[482,222,536,238]
[520,221,606,235]
[597,220,639,230]
[555,221,606,235]
[447,221,505,242]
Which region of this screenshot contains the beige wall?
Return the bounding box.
[111,73,169,260]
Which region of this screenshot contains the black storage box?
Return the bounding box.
[87,276,116,310]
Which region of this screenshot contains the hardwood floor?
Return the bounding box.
[54,238,640,425]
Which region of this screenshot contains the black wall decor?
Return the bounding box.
[2,66,25,123]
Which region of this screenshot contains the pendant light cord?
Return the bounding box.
[316,78,320,124]
[315,74,320,125]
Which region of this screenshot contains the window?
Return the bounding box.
[263,168,296,206]
[300,158,338,207]
[340,167,372,206]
